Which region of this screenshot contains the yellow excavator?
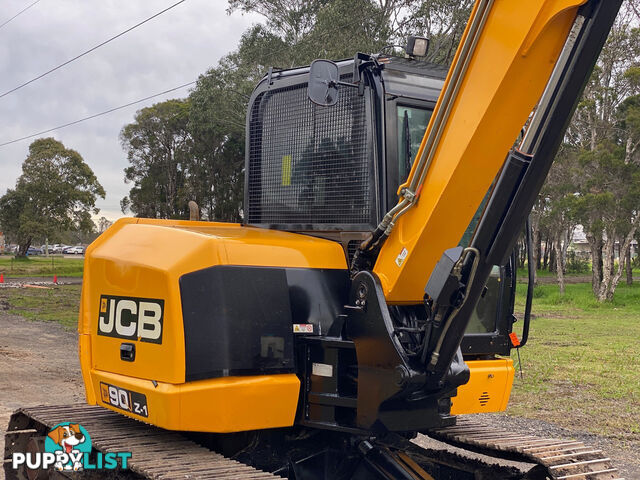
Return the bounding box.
[4,0,625,479]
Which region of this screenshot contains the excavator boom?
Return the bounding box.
[372,0,588,303]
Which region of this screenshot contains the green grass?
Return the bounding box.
[516,267,590,279]
[0,256,84,277]
[0,284,82,329]
[508,281,640,443]
[517,267,555,278]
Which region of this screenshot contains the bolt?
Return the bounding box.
[394,365,410,387]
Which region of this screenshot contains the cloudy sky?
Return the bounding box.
[0,0,262,220]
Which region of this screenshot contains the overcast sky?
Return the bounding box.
[0,0,262,220]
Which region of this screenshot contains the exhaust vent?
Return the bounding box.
[479,392,490,407]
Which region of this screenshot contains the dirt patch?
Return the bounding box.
[0,311,84,469]
[0,276,82,286]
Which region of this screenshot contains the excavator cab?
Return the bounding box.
[246,53,517,361]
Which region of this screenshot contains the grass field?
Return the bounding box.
[0,284,82,329]
[0,256,84,277]
[509,281,640,444]
[0,279,638,444]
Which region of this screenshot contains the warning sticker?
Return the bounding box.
[293,324,313,333]
[282,155,292,186]
[312,363,333,377]
[395,248,409,267]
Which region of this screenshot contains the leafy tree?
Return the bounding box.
[227,0,473,67]
[617,93,640,164]
[120,99,192,218]
[536,146,581,295]
[228,0,330,46]
[573,141,640,301]
[552,8,640,300]
[188,70,246,221]
[405,0,474,65]
[0,138,105,256]
[97,217,113,233]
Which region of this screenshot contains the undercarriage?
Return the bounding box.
[4,405,621,480]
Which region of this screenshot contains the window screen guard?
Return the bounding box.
[246,76,375,229]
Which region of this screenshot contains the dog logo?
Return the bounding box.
[44,423,92,471]
[12,420,131,472]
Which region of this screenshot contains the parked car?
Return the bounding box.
[51,244,67,254]
[39,245,57,254]
[26,247,43,256]
[65,246,85,255]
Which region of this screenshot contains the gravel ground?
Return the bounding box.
[0,276,82,286]
[0,311,84,479]
[0,309,636,479]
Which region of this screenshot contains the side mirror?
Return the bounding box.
[308,59,340,107]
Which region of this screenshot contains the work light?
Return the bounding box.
[406,36,430,57]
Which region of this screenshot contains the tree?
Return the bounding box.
[406,0,474,65]
[559,7,640,300]
[97,217,113,233]
[538,146,580,295]
[0,138,105,256]
[120,100,192,218]
[227,0,330,46]
[528,197,546,285]
[186,60,253,222]
[574,142,640,301]
[616,93,640,284]
[227,0,474,67]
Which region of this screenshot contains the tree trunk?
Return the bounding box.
[610,242,616,277]
[597,236,615,302]
[625,135,634,164]
[560,227,572,275]
[549,244,556,273]
[531,224,540,285]
[543,237,550,270]
[626,243,632,286]
[535,235,542,270]
[587,232,603,296]
[555,234,565,295]
[600,218,640,301]
[17,237,32,257]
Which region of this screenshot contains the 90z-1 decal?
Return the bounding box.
[97,295,164,344]
[100,382,149,417]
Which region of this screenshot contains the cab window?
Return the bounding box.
[396,106,432,184]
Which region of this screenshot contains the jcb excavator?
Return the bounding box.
[4,1,626,479]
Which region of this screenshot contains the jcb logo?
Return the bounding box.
[98,295,164,344]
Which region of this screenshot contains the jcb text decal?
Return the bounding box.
[98,295,164,344]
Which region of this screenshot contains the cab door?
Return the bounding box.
[386,97,516,358]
